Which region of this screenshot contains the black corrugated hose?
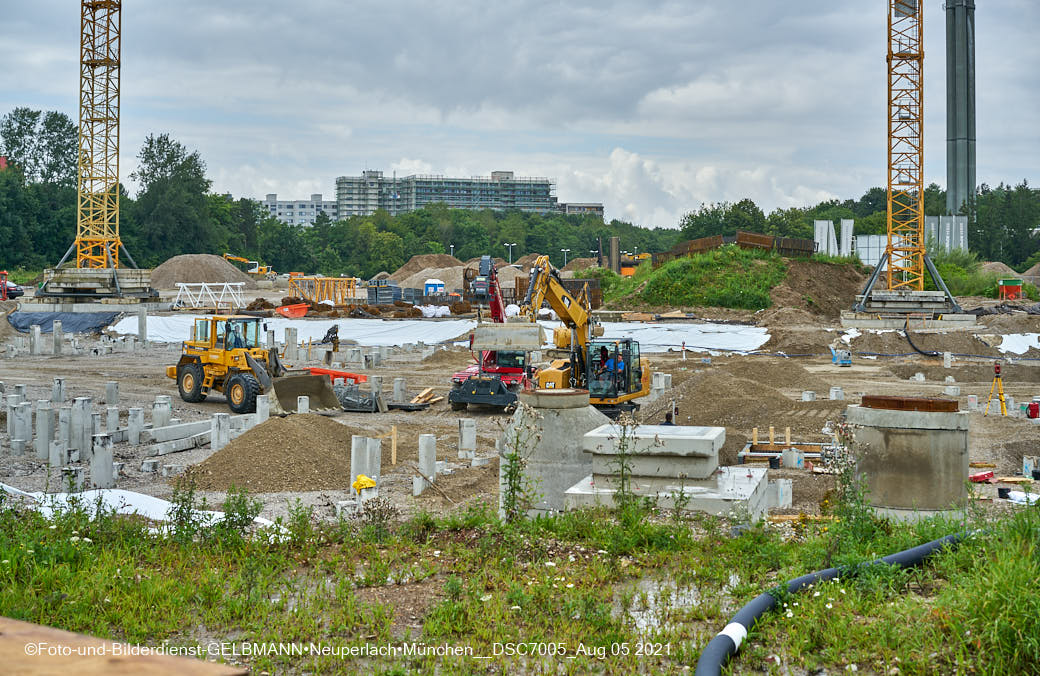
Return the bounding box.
[903,317,940,357]
[694,531,969,676]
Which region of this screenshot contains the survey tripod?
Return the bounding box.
[984,362,1007,417]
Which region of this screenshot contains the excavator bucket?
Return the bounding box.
[267,375,342,414]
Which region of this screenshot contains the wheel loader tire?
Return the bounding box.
[226,373,259,414]
[177,363,206,403]
[450,400,467,411]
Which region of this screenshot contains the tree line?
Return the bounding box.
[3,105,1039,278]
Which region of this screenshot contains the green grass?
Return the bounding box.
[1,482,1038,674]
[925,248,1040,300]
[592,245,788,310]
[3,267,42,286]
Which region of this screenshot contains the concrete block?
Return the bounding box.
[91,435,114,489]
[1024,455,1039,478]
[5,393,24,435]
[13,402,33,449]
[211,413,230,451]
[583,424,724,480]
[30,325,41,355]
[297,395,310,414]
[49,439,68,467]
[458,418,476,454]
[966,394,978,410]
[350,436,368,487]
[436,460,449,474]
[51,377,66,404]
[11,438,27,455]
[105,381,119,406]
[266,329,276,349]
[393,377,407,403]
[944,375,956,384]
[416,434,436,495]
[255,394,270,424]
[369,375,383,393]
[911,372,926,382]
[152,396,173,428]
[366,437,382,493]
[58,406,71,449]
[106,406,119,433]
[335,500,357,518]
[13,384,26,399]
[767,479,793,509]
[138,307,148,343]
[1007,396,1016,416]
[412,476,427,497]
[147,431,210,456]
[162,464,184,478]
[128,407,144,445]
[471,457,490,467]
[801,391,816,402]
[284,327,299,361]
[943,351,952,368]
[61,467,85,492]
[781,448,804,469]
[140,459,159,473]
[943,385,961,396]
[52,321,63,356]
[829,387,844,401]
[35,401,53,461]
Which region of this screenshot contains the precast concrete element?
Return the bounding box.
[5,393,24,435]
[1023,455,1038,478]
[52,377,66,403]
[52,321,63,355]
[91,413,101,449]
[211,413,231,451]
[106,407,119,433]
[966,394,978,410]
[61,467,85,491]
[943,385,961,396]
[943,351,952,368]
[11,439,27,454]
[152,396,172,428]
[829,387,845,401]
[49,439,68,467]
[368,375,383,394]
[801,391,816,402]
[415,434,437,496]
[105,381,119,406]
[58,406,71,449]
[366,437,382,494]
[162,465,184,478]
[767,479,793,509]
[266,329,276,349]
[141,459,159,473]
[13,384,27,399]
[30,325,41,355]
[91,434,114,489]
[128,407,144,445]
[13,402,33,451]
[847,400,969,520]
[565,467,769,522]
[350,435,369,488]
[297,396,310,414]
[582,423,724,489]
[35,401,53,460]
[138,307,148,343]
[499,390,610,517]
[255,394,270,424]
[1006,396,1016,416]
[393,378,407,403]
[284,327,299,361]
[458,418,476,459]
[781,448,804,469]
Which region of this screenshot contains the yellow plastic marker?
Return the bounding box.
[352,474,376,495]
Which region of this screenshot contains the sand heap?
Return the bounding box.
[561,257,598,273]
[390,254,463,283]
[766,260,866,320]
[151,254,258,290]
[188,414,358,492]
[980,261,1018,278]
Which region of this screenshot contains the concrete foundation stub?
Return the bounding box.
[499,389,610,517]
[52,321,63,355]
[255,394,270,424]
[847,399,969,520]
[128,407,144,445]
[35,400,53,461]
[211,413,231,451]
[91,434,115,489]
[458,418,477,456]
[105,381,119,406]
[52,377,66,404]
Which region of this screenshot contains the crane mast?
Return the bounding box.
[77,0,123,269]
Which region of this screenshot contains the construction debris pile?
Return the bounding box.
[151,254,259,291]
[188,414,359,492]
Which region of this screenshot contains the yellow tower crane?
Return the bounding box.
[852,0,960,315]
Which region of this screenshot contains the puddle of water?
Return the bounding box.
[614,573,739,633]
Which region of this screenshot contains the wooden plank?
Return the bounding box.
[426,396,444,404]
[410,388,433,404]
[969,462,997,468]
[998,477,1033,484]
[767,514,837,523]
[0,616,245,675]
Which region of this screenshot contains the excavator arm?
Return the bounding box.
[522,255,596,386]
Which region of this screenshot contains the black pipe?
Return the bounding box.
[903,318,940,357]
[694,531,968,676]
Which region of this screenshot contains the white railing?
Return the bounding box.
[173,282,246,309]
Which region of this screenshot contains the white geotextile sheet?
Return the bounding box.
[0,483,278,530]
[113,315,476,346]
[998,333,1040,355]
[535,321,770,354]
[115,315,769,353]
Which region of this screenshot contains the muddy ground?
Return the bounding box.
[2,304,1040,523]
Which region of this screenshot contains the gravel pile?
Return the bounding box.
[151,254,258,290]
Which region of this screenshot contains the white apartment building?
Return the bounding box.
[261,193,339,226]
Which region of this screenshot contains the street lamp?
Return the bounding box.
[449,244,455,257]
[503,242,517,264]
[560,248,571,266]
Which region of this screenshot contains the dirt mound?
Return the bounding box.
[372,271,391,281]
[151,254,258,290]
[888,362,1040,384]
[390,254,463,282]
[848,329,995,356]
[464,256,508,268]
[770,260,865,319]
[422,347,472,367]
[763,327,833,355]
[561,257,598,273]
[757,306,822,328]
[400,265,464,291]
[188,414,358,492]
[980,261,1017,277]
[513,253,544,268]
[976,313,1040,333]
[721,358,830,391]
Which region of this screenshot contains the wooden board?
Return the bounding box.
[409,388,433,404]
[0,616,246,675]
[998,477,1034,484]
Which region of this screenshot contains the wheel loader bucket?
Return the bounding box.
[268,375,342,414]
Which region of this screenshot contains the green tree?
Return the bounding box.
[0,108,77,186]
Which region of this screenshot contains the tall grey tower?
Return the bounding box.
[946,0,976,216]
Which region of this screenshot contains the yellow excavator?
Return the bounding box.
[223,253,274,278]
[522,255,650,416]
[165,315,340,414]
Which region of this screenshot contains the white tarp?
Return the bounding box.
[113,315,476,346]
[998,333,1040,355]
[117,314,769,353]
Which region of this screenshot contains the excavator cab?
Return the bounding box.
[586,339,648,416]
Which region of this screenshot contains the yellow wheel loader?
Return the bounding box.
[165,315,340,414]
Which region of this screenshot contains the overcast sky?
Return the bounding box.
[2,1,1037,227]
